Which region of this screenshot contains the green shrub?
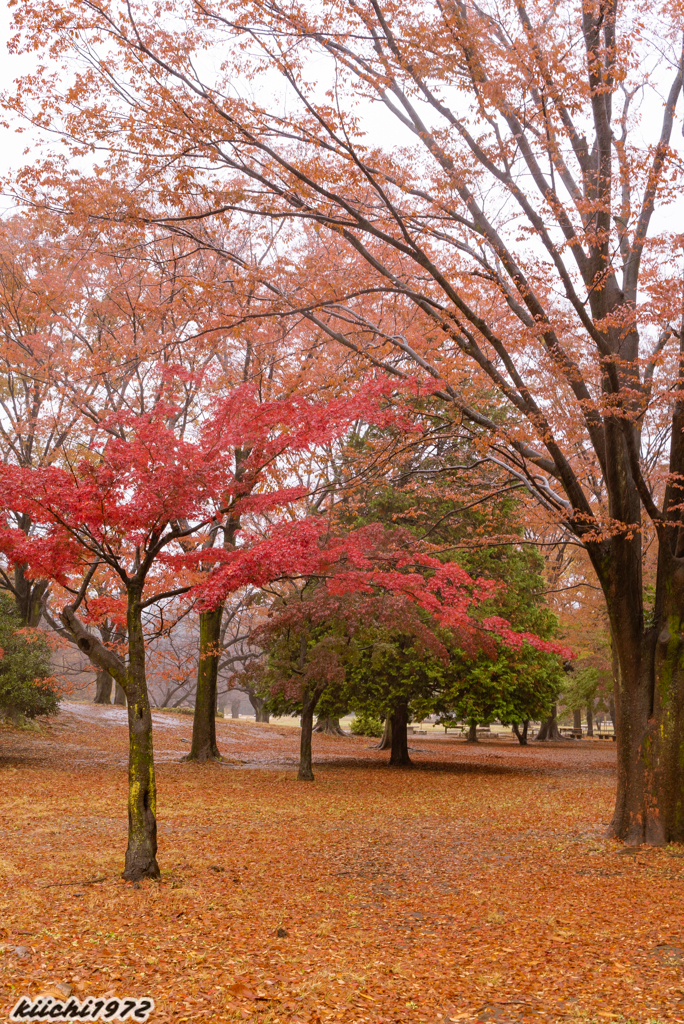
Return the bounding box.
[0,595,59,721]
[350,711,383,737]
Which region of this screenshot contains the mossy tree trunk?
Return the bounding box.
[62,587,160,882]
[122,586,160,880]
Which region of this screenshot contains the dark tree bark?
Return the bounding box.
[573,709,583,738]
[605,537,684,843]
[94,668,113,705]
[186,605,222,762]
[586,706,594,737]
[13,563,48,627]
[466,719,479,744]
[512,720,529,746]
[298,686,323,781]
[376,716,392,750]
[186,496,246,761]
[313,716,345,735]
[248,691,270,723]
[113,682,126,706]
[537,705,563,741]
[389,703,411,766]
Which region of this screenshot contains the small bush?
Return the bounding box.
[350,711,383,737]
[0,595,59,722]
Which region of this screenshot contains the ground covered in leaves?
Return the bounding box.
[1,703,683,1024]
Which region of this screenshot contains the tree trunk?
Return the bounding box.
[13,562,48,626]
[512,720,529,746]
[248,690,270,723]
[376,716,392,750]
[586,706,594,736]
[122,590,160,882]
[60,594,159,881]
[389,703,411,766]
[573,708,583,738]
[113,682,126,706]
[537,705,563,741]
[94,668,113,704]
[606,552,684,845]
[298,688,321,781]
[231,700,241,719]
[313,716,345,735]
[466,719,479,743]
[186,606,223,763]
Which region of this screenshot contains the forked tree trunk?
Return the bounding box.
[248,691,270,723]
[93,621,125,705]
[376,716,392,750]
[313,716,345,735]
[122,589,160,881]
[512,721,529,746]
[537,705,563,741]
[186,606,223,763]
[389,703,411,766]
[94,668,113,704]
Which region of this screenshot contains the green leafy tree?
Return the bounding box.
[349,710,383,738]
[0,594,58,722]
[444,544,563,743]
[339,437,565,745]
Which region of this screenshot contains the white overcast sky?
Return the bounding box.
[0,0,47,196]
[0,0,681,242]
